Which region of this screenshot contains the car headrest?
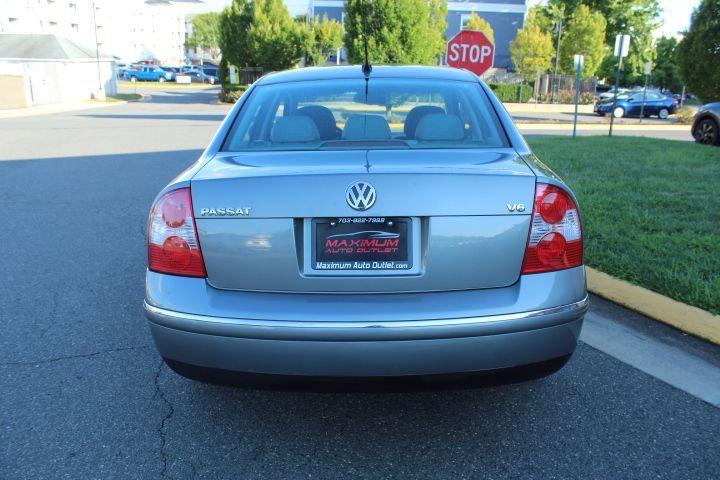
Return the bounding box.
[270,116,320,143]
[415,114,464,141]
[343,114,392,140]
[297,105,341,140]
[404,105,445,138]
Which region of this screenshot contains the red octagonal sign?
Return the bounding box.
[446,30,495,77]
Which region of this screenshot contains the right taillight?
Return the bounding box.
[522,182,583,274]
[147,187,206,278]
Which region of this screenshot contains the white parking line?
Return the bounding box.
[580,310,720,408]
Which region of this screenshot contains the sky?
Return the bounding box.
[192,0,700,38]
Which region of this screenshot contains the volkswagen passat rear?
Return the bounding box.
[144,66,588,387]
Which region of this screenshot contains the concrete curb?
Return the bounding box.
[586,267,720,345]
[0,100,126,119]
[517,123,690,131]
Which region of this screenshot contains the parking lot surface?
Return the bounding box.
[1,87,717,479]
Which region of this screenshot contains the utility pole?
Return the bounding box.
[639,61,651,124]
[91,2,105,100]
[572,54,584,139]
[552,17,562,104]
[609,34,630,137]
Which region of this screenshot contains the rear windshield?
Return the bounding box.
[222,78,508,151]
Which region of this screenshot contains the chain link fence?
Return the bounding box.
[483,71,598,104]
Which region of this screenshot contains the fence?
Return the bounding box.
[483,70,598,104]
[238,67,263,85]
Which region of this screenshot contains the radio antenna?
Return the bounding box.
[360,0,372,77]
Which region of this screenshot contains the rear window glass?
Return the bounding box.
[222,78,508,151]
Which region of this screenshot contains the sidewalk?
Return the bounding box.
[0,99,125,120]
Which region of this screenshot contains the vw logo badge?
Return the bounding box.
[346,181,376,211]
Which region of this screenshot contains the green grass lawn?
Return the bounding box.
[528,136,720,315]
[108,93,142,102]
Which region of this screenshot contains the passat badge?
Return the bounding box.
[200,207,251,216]
[346,181,376,211]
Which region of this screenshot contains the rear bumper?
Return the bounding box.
[144,267,588,378]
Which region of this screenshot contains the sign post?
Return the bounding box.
[639,61,651,124]
[572,54,584,139]
[609,34,631,137]
[446,30,495,78]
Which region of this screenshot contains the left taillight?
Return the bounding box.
[521,182,583,274]
[147,187,206,277]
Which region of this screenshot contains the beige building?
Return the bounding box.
[0,33,116,108]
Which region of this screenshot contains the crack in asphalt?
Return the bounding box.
[154,358,175,480]
[0,345,153,366]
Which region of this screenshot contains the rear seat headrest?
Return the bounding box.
[343,114,392,140]
[415,114,464,141]
[270,116,320,143]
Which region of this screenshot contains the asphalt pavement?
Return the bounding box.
[1,86,717,479]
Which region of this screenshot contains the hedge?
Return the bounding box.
[487,83,533,103]
[219,84,249,103]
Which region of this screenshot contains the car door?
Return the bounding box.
[644,93,662,115]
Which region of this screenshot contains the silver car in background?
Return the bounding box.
[144,66,588,388]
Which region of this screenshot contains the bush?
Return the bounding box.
[675,106,698,124]
[488,83,533,103]
[219,84,248,103]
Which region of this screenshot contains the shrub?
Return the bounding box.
[488,83,533,103]
[675,106,698,124]
[219,84,248,103]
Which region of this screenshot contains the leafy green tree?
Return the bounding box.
[510,11,554,81]
[538,0,661,84]
[651,36,682,92]
[186,12,222,62]
[305,15,345,66]
[344,0,447,65]
[559,5,606,77]
[219,0,305,71]
[677,0,720,102]
[219,0,252,68]
[463,12,494,43]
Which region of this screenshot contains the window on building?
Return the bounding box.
[71,23,79,32]
[460,13,473,29]
[8,17,19,23]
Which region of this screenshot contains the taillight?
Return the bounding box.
[522,183,583,274]
[147,187,206,277]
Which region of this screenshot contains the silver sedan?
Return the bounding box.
[144,66,588,388]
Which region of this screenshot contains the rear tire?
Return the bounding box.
[612,107,625,118]
[130,76,137,83]
[693,118,719,146]
[658,108,669,119]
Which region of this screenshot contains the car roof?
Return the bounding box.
[255,65,479,86]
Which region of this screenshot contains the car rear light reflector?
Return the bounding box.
[522,183,583,274]
[147,188,206,277]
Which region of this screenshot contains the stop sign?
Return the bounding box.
[446,30,495,77]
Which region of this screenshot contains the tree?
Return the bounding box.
[509,11,554,81]
[538,0,661,84]
[185,12,221,62]
[463,12,494,43]
[677,0,720,102]
[651,36,682,92]
[344,0,447,65]
[305,15,345,66]
[219,0,306,71]
[559,5,606,77]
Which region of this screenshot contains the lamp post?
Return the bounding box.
[609,34,630,137]
[91,2,105,100]
[551,17,562,104]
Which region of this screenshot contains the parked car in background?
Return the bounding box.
[182,66,219,84]
[597,87,628,101]
[144,65,588,388]
[124,65,174,82]
[160,66,179,75]
[594,91,677,118]
[692,103,720,146]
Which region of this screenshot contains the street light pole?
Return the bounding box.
[91,1,104,100]
[552,17,562,104]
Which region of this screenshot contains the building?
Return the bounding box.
[0,0,199,65]
[309,0,527,69]
[0,33,117,108]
